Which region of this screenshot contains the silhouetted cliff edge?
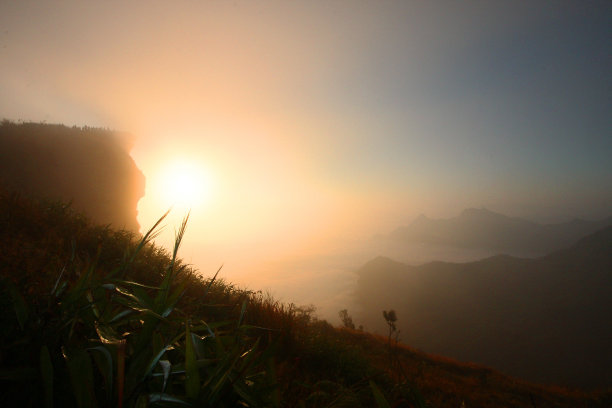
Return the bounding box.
[0,121,144,232]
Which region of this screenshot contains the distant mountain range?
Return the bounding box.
[383,208,612,257]
[355,226,612,389]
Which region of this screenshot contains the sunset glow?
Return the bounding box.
[1,0,610,327]
[157,160,213,210]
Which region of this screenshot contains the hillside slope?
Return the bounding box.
[1,190,610,407]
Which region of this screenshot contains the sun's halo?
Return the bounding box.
[157,160,212,209]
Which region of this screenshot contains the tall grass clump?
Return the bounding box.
[1,203,277,407]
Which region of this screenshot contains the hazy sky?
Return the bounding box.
[1,1,611,288]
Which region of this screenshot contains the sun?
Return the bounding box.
[157,159,212,209]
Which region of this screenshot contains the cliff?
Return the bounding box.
[0,121,145,232]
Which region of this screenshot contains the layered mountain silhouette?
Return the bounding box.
[383,208,611,257]
[0,121,144,231]
[355,226,612,389]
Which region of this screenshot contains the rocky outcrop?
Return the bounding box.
[0,121,145,232]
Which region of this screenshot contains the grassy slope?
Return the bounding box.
[344,329,611,407]
[0,190,609,407]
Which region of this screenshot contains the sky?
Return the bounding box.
[1,1,611,308]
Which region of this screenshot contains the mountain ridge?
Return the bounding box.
[385,208,612,256]
[355,226,612,389]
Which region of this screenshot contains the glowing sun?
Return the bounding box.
[157,160,213,209]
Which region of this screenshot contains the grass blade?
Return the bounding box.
[369,380,391,408]
[148,393,191,405]
[185,320,200,399]
[143,345,173,381]
[51,266,66,296]
[119,209,169,278]
[6,280,28,330]
[159,360,171,392]
[157,213,189,308]
[40,345,53,408]
[89,346,114,399]
[63,348,96,408]
[237,299,248,328]
[117,340,126,408]
[202,264,223,301]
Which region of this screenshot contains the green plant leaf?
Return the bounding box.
[158,359,171,392]
[113,280,161,290]
[148,392,192,405]
[40,345,54,408]
[369,380,391,408]
[131,285,155,310]
[70,252,99,297]
[207,351,240,404]
[117,340,126,408]
[6,280,28,330]
[109,309,134,324]
[143,345,173,381]
[233,381,262,408]
[189,332,208,360]
[95,323,121,344]
[201,264,223,301]
[156,213,189,310]
[63,348,96,408]
[89,346,114,398]
[184,321,200,399]
[237,299,248,328]
[265,357,281,408]
[163,280,187,318]
[51,266,66,296]
[135,394,148,408]
[118,210,169,278]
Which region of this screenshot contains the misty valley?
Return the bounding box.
[292,206,612,389]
